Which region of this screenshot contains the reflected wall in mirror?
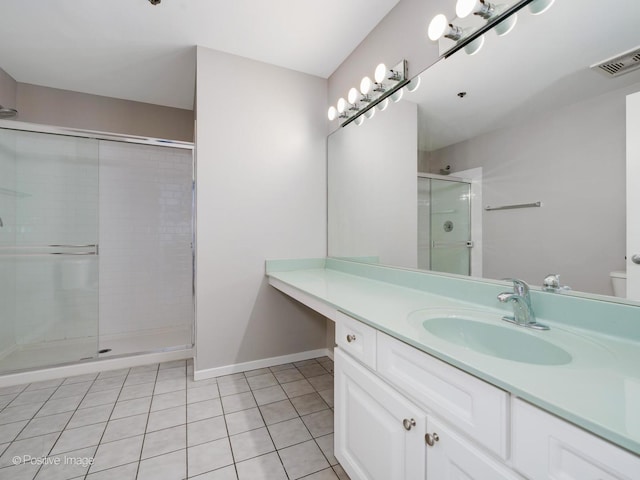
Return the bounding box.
[327,0,640,300]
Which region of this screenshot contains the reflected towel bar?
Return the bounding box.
[485,202,541,211]
[0,244,98,256]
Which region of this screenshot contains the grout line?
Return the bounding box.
[243,369,291,480]
[135,362,163,480]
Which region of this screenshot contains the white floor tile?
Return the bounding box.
[138,448,186,480]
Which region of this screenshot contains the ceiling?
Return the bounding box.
[405,0,640,151]
[0,0,400,110]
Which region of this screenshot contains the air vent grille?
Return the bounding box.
[592,46,640,78]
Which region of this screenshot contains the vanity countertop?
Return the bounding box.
[266,259,640,455]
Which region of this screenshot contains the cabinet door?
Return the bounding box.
[335,348,426,480]
[512,398,639,480]
[426,416,524,480]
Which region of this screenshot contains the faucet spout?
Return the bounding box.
[498,279,549,330]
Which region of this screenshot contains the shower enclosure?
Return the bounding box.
[0,122,194,375]
[418,174,472,275]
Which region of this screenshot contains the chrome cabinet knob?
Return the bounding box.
[632,254,640,265]
[402,418,416,431]
[425,432,440,446]
[346,334,356,343]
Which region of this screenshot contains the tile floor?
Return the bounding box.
[0,356,350,480]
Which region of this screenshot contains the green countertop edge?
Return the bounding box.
[265,257,640,454]
[324,258,640,342]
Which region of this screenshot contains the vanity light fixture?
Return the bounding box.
[428,0,545,58]
[428,14,463,42]
[528,0,555,15]
[406,76,421,93]
[327,59,409,127]
[456,0,517,36]
[377,98,390,112]
[428,14,485,55]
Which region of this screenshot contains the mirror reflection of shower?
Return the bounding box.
[0,105,17,119]
[418,170,481,276]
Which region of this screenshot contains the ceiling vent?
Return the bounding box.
[591,46,640,78]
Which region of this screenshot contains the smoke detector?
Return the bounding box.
[591,46,640,78]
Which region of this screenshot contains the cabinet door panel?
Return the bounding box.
[427,416,523,480]
[377,332,509,459]
[335,348,426,480]
[512,398,639,480]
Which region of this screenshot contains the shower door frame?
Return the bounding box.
[0,119,197,371]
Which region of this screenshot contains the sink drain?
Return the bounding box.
[98,348,112,354]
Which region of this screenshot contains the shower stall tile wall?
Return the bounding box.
[98,142,193,353]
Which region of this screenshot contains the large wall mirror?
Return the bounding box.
[328,0,640,301]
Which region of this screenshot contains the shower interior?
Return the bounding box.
[0,124,194,375]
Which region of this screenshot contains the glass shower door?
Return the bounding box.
[0,128,99,373]
[430,179,471,275]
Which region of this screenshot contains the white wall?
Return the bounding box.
[16,83,194,142]
[328,101,418,268]
[195,47,328,373]
[0,67,17,110]
[425,84,636,295]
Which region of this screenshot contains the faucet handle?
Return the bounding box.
[543,274,571,293]
[501,278,529,296]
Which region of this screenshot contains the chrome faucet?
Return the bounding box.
[497,279,549,330]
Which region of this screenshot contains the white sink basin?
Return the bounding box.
[406,307,582,366]
[421,316,572,365]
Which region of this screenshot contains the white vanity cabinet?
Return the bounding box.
[334,315,523,480]
[511,398,639,480]
[333,312,640,480]
[335,348,426,480]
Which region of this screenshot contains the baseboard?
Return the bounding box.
[0,348,194,388]
[193,348,332,381]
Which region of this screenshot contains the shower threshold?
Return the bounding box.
[0,327,192,375]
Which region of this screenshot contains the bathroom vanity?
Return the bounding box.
[266,258,640,480]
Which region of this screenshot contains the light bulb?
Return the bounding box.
[354,116,365,126]
[327,106,337,121]
[360,76,372,95]
[364,108,375,119]
[406,76,421,93]
[427,14,448,41]
[390,89,404,103]
[456,0,478,19]
[528,0,555,15]
[348,87,359,104]
[377,98,389,111]
[494,13,517,36]
[337,97,347,114]
[464,35,485,55]
[374,63,387,83]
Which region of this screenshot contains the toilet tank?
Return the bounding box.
[610,271,627,298]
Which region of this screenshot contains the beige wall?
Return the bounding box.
[15,83,194,141]
[0,67,17,109]
[195,47,328,374]
[328,0,449,108]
